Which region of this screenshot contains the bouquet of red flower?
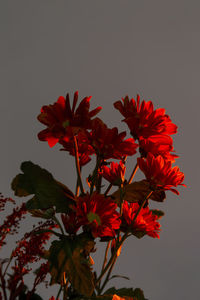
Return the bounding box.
[0,92,185,300]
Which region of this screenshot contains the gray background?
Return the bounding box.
[0,1,199,299]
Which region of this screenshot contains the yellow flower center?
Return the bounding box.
[87,212,101,225]
[63,120,70,128]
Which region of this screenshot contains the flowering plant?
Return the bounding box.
[0,92,185,300]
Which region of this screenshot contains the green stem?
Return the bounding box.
[53,216,65,235]
[101,241,111,274]
[56,285,62,300]
[104,183,113,196]
[35,229,63,238]
[0,266,7,300]
[95,232,129,286]
[90,156,101,195]
[96,190,153,292]
[99,256,117,294]
[99,233,122,294]
[63,279,69,300]
[127,162,139,184]
[132,190,153,224]
[2,254,13,277]
[73,135,85,195]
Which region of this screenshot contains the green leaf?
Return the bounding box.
[112,180,165,205]
[132,231,146,239]
[104,287,148,300]
[46,234,95,297]
[11,161,75,213]
[150,209,165,219]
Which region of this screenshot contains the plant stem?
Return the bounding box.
[104,183,112,196]
[96,191,153,292]
[127,162,139,184]
[0,266,7,300]
[56,285,62,300]
[53,216,65,235]
[2,254,13,277]
[73,135,85,195]
[101,241,111,274]
[90,156,101,195]
[95,232,128,286]
[99,256,117,294]
[75,178,80,196]
[132,190,153,224]
[63,279,69,300]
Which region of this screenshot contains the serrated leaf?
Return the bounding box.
[150,209,165,219]
[46,234,95,297]
[112,180,165,205]
[11,161,75,213]
[104,287,148,300]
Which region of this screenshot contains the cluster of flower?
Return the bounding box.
[0,92,185,300]
[37,92,185,241]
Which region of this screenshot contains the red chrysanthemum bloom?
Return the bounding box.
[85,118,138,159]
[138,153,185,194]
[114,95,177,140]
[37,91,102,147]
[101,161,126,185]
[139,135,178,162]
[60,131,95,166]
[76,192,121,238]
[121,201,160,238]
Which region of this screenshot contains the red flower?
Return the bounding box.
[60,131,95,166]
[85,118,138,159]
[138,153,185,194]
[121,201,160,238]
[101,161,126,185]
[38,91,102,147]
[139,135,178,162]
[76,192,121,238]
[114,95,177,139]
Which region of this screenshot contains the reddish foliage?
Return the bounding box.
[0,193,15,212]
[0,202,27,248]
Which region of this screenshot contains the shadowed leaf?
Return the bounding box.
[150,209,165,219]
[112,180,165,205]
[104,287,148,300]
[46,234,95,297]
[11,161,75,213]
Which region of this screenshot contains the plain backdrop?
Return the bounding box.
[0,1,199,299]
